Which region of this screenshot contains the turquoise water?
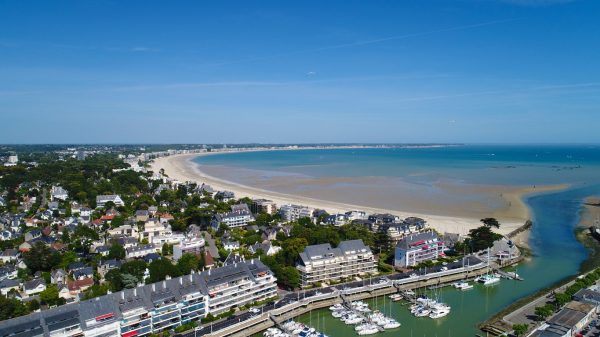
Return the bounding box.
[196,145,600,336]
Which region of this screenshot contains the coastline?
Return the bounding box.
[150,151,567,236]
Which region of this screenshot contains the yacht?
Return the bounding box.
[476,274,500,285]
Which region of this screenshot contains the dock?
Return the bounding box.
[495,269,524,281]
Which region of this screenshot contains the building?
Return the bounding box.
[211,204,255,229]
[279,204,314,222]
[202,259,277,315]
[297,239,377,287]
[222,240,240,252]
[96,195,124,208]
[0,260,276,337]
[394,231,446,268]
[126,244,157,259]
[50,186,69,201]
[173,237,206,261]
[537,301,596,337]
[214,191,235,202]
[251,199,277,215]
[4,155,18,167]
[324,214,349,226]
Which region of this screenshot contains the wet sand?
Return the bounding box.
[150,152,567,236]
[579,196,600,228]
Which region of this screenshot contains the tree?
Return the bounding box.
[108,243,126,260]
[177,253,200,275]
[23,242,61,273]
[278,266,300,289]
[464,226,503,252]
[512,323,528,336]
[148,259,180,283]
[481,218,500,229]
[0,294,29,320]
[534,305,554,321]
[120,260,147,282]
[554,292,571,307]
[162,243,173,256]
[40,284,62,306]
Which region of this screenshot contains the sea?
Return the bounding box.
[193,145,600,336]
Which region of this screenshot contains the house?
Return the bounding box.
[96,195,124,208]
[51,269,68,284]
[143,253,161,263]
[68,261,86,272]
[222,240,240,252]
[73,267,94,280]
[50,186,69,201]
[0,265,17,281]
[0,249,20,263]
[126,244,156,259]
[249,241,282,256]
[325,213,349,226]
[48,201,60,211]
[0,279,20,295]
[211,204,255,229]
[94,245,110,256]
[135,210,150,222]
[24,229,42,242]
[261,227,280,241]
[107,224,139,238]
[58,284,72,300]
[98,259,122,278]
[297,239,377,288]
[67,277,94,296]
[215,191,235,202]
[394,231,447,268]
[204,251,215,269]
[23,278,46,297]
[345,210,368,221]
[71,202,81,214]
[18,241,32,252]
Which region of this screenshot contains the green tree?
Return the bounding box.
[512,323,528,336]
[147,259,180,283]
[554,292,571,307]
[23,242,61,273]
[464,226,503,252]
[40,284,61,306]
[108,243,126,260]
[534,305,554,321]
[481,217,500,229]
[120,260,147,281]
[177,253,200,275]
[279,266,301,289]
[0,294,29,320]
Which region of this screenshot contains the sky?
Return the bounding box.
[1,0,600,144]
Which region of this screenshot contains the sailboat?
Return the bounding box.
[475,248,500,286]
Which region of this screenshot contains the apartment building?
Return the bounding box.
[279,204,314,222]
[173,237,206,261]
[394,231,446,268]
[297,239,377,287]
[251,199,277,215]
[211,204,255,229]
[0,260,276,337]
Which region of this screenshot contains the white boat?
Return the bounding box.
[356,323,379,335]
[454,281,473,290]
[329,303,345,311]
[476,274,500,286]
[414,308,430,317]
[429,309,450,319]
[382,318,401,329]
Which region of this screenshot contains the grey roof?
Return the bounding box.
[547,307,587,329]
[396,231,440,250]
[0,259,273,335]
[0,278,20,288]
[23,278,45,291]
[338,239,370,254]
[573,288,600,304]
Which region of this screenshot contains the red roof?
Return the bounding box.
[100,215,115,221]
[204,251,215,267]
[68,277,94,291]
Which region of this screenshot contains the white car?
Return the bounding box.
[249,308,261,314]
[409,273,418,278]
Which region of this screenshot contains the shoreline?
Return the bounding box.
[150,150,567,236]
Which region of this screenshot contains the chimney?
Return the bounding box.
[121,292,124,300]
[134,288,137,297]
[152,284,155,292]
[180,277,183,285]
[163,280,167,288]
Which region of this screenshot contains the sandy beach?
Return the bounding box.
[150,151,567,236]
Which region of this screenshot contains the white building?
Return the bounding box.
[297,239,376,287]
[251,199,277,215]
[279,204,314,222]
[96,195,124,208]
[211,204,255,229]
[173,237,206,261]
[51,186,69,201]
[125,244,157,259]
[394,231,446,268]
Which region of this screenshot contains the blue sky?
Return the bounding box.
[1,0,599,144]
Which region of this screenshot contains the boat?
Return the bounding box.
[355,323,379,335]
[429,307,450,319]
[329,303,345,311]
[476,274,500,285]
[454,281,473,290]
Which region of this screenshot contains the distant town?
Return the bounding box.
[0,145,597,337]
